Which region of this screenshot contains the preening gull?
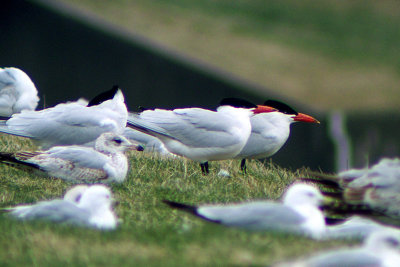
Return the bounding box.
[0,67,39,116]
[127,98,276,174]
[164,183,327,239]
[235,100,319,172]
[0,86,127,149]
[3,184,118,230]
[0,132,134,183]
[304,158,400,221]
[275,230,400,267]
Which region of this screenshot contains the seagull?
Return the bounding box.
[275,230,400,267]
[0,132,134,183]
[127,98,276,174]
[2,184,118,230]
[163,183,327,239]
[325,215,400,240]
[302,158,400,222]
[0,86,128,149]
[236,100,320,172]
[0,67,39,116]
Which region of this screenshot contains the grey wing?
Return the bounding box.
[139,108,241,148]
[7,103,123,147]
[306,250,381,267]
[10,200,90,225]
[44,146,109,169]
[198,202,305,231]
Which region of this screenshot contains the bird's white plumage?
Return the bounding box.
[0,67,39,116]
[6,184,118,230]
[128,105,253,163]
[169,183,326,239]
[337,158,400,218]
[325,216,400,240]
[235,112,292,159]
[0,89,127,149]
[275,230,400,267]
[0,132,133,183]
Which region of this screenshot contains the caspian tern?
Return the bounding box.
[3,184,118,230]
[127,98,276,174]
[163,183,326,239]
[0,86,128,149]
[0,67,39,116]
[0,132,134,183]
[236,100,320,172]
[275,230,400,267]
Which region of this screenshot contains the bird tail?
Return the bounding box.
[0,125,36,139]
[127,117,175,140]
[0,152,41,170]
[162,200,221,224]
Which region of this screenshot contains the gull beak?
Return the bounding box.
[253,105,277,114]
[293,113,320,124]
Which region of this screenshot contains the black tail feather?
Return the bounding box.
[0,152,41,170]
[162,200,221,224]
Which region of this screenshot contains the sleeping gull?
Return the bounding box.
[275,230,400,267]
[0,86,127,149]
[0,132,134,183]
[164,183,327,239]
[0,67,39,116]
[3,184,118,230]
[325,215,400,240]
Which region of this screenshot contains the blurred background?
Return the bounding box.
[1,0,399,172]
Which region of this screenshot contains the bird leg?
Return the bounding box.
[240,159,247,173]
[200,162,209,175]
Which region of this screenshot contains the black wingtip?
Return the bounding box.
[163,200,197,213]
[219,98,257,109]
[87,85,120,107]
[263,100,298,115]
[325,217,347,225]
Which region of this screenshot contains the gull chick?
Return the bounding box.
[3,184,118,230]
[0,67,39,116]
[164,183,326,239]
[0,132,133,183]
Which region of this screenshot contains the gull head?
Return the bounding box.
[64,185,89,203]
[95,132,133,154]
[78,184,114,212]
[283,183,324,207]
[365,230,400,253]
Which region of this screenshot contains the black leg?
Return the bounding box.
[200,162,209,175]
[240,158,247,173]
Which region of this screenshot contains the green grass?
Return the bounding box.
[0,136,351,266]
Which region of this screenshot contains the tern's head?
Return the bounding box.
[365,230,400,253]
[87,85,124,107]
[78,185,113,211]
[64,185,89,203]
[95,132,133,154]
[263,100,319,124]
[283,183,324,207]
[218,98,276,115]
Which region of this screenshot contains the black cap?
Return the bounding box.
[219,98,257,109]
[264,100,298,115]
[87,85,119,107]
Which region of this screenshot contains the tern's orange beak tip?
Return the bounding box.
[293,113,320,124]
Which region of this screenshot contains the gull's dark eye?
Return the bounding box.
[385,237,400,247]
[113,138,123,144]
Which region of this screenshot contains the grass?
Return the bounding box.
[58,0,400,111]
[0,135,353,266]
